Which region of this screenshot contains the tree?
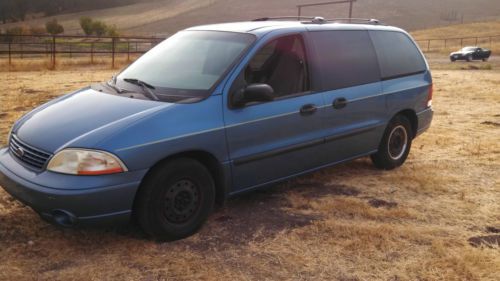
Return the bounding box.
[79,16,93,35]
[45,19,64,35]
[91,20,107,36]
[107,25,119,37]
[79,16,119,37]
[30,26,47,35]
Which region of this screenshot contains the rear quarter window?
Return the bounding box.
[309,30,380,90]
[369,31,427,80]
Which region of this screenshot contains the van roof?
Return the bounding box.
[186,19,405,36]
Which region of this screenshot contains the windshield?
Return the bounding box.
[116,31,255,101]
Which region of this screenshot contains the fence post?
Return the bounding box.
[111,37,116,68]
[427,40,430,52]
[475,37,478,45]
[8,42,12,65]
[460,38,463,48]
[490,37,492,47]
[90,42,94,64]
[20,44,23,59]
[127,41,130,61]
[69,43,72,59]
[52,35,56,69]
[444,39,447,48]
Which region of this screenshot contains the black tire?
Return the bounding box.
[466,54,472,62]
[482,58,488,62]
[450,58,456,62]
[371,115,412,170]
[134,158,215,241]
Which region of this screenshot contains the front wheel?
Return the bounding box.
[466,54,473,62]
[371,115,412,170]
[134,158,215,241]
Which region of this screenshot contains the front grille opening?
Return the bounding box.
[9,135,52,170]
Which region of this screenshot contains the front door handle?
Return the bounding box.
[332,97,347,109]
[300,104,317,115]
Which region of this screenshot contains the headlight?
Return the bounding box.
[47,149,127,175]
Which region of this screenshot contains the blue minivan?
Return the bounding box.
[0,17,433,240]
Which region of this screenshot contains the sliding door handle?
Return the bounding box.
[300,104,318,115]
[332,97,347,109]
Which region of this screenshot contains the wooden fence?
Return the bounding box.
[414,35,500,52]
[0,34,163,68]
[1,33,499,68]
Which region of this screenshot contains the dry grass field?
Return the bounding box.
[1,17,500,279]
[0,59,499,281]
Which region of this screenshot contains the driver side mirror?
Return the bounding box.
[231,83,274,108]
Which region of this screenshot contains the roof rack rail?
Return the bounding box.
[252,16,321,22]
[326,18,382,24]
[252,16,383,25]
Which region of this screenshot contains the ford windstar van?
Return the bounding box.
[0,17,433,240]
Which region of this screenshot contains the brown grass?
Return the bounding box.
[0,56,138,72]
[411,20,500,55]
[0,62,499,280]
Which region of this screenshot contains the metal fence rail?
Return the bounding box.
[0,34,164,68]
[0,33,498,69]
[414,35,500,52]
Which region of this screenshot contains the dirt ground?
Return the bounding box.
[0,58,499,280]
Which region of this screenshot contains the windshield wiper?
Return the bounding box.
[123,78,160,101]
[104,75,133,94]
[106,80,126,94]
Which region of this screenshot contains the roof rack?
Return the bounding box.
[252,16,383,25]
[252,16,322,22]
[327,18,382,24]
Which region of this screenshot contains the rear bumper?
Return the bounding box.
[416,107,433,137]
[0,147,147,227]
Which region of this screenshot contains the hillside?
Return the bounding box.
[412,19,500,39]
[0,0,214,35]
[1,0,500,36]
[128,0,500,35]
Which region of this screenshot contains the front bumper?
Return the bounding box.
[0,147,147,227]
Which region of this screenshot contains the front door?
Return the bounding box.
[223,33,326,192]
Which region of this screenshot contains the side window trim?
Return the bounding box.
[228,32,315,109]
[380,70,426,81]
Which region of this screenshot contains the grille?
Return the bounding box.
[9,135,52,170]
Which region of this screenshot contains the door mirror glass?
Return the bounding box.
[232,83,274,107]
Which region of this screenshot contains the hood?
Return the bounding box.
[14,88,167,153]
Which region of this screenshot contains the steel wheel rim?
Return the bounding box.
[387,125,408,160]
[163,179,200,224]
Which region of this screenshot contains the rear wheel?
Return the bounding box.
[371,115,412,170]
[135,158,215,241]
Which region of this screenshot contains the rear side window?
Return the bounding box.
[309,30,380,90]
[369,31,426,80]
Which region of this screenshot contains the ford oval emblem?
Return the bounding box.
[12,146,25,158]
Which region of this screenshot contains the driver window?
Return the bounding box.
[231,34,310,101]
